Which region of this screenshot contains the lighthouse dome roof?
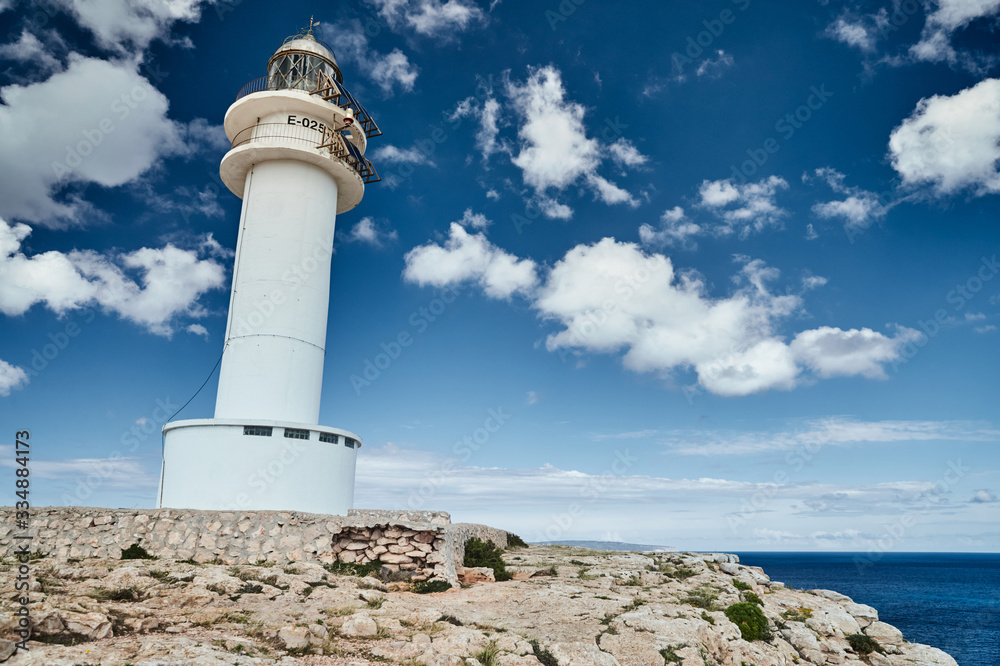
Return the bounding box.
[271,34,338,66]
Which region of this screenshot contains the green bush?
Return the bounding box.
[464,537,512,581]
[529,640,559,666]
[412,579,452,594]
[323,561,381,578]
[724,602,771,641]
[733,579,751,591]
[742,591,764,606]
[120,543,156,560]
[846,633,883,656]
[506,532,529,548]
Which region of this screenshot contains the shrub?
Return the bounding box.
[846,633,883,656]
[683,584,720,610]
[323,561,380,578]
[742,591,764,606]
[529,640,559,666]
[474,640,501,666]
[506,532,529,548]
[701,611,715,625]
[90,586,143,602]
[464,537,512,582]
[412,579,452,594]
[781,607,813,622]
[120,543,156,560]
[733,579,751,591]
[724,602,771,641]
[660,645,685,663]
[237,583,263,594]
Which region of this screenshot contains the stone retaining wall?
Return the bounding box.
[0,507,510,584]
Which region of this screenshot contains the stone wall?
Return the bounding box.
[0,507,510,584]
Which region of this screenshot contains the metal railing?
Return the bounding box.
[230,123,380,185]
[234,74,381,139]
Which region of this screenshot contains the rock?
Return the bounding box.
[781,624,825,664]
[805,607,862,637]
[457,566,495,585]
[358,576,388,591]
[359,589,384,603]
[0,639,15,662]
[719,562,740,575]
[869,652,893,666]
[843,601,878,628]
[865,620,904,645]
[811,588,854,603]
[548,642,621,665]
[341,613,378,637]
[895,643,959,666]
[431,627,489,655]
[278,625,311,650]
[61,611,112,640]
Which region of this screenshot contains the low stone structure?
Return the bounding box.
[0,507,509,584]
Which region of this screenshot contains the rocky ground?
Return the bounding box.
[0,545,958,665]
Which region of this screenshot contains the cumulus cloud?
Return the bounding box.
[809,167,893,232]
[639,206,702,250]
[0,55,217,227]
[372,145,433,166]
[505,66,640,215]
[910,0,1000,66]
[365,0,486,38]
[320,20,418,95]
[0,30,63,75]
[456,208,491,229]
[0,359,28,397]
[403,223,538,299]
[824,10,884,52]
[697,176,789,237]
[971,489,997,502]
[451,94,503,163]
[889,79,1000,196]
[0,218,226,335]
[608,138,648,168]
[345,217,398,246]
[50,0,211,52]
[185,323,209,338]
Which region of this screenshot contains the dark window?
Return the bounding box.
[284,428,310,440]
[243,426,273,437]
[319,432,338,444]
[344,438,358,449]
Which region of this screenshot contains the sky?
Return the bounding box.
[0,0,998,553]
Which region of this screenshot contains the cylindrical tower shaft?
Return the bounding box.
[214,159,340,424]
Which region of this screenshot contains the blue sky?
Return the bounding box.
[0,0,998,552]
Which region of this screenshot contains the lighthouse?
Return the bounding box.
[158,23,380,515]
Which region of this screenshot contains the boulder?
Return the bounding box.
[342,613,378,637]
[457,566,496,585]
[864,620,904,645]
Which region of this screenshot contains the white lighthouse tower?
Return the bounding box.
[159,23,380,515]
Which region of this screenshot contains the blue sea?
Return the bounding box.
[732,552,1000,666]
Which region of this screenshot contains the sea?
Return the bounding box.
[732,552,1000,666]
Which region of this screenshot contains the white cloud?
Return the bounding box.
[346,216,398,246]
[697,176,789,237]
[365,0,486,38]
[403,222,537,299]
[790,326,923,379]
[505,66,638,215]
[805,223,819,240]
[320,20,418,95]
[526,391,540,405]
[809,168,892,231]
[668,417,1000,456]
[0,218,226,336]
[50,0,211,52]
[450,95,503,163]
[457,208,491,229]
[0,55,215,228]
[971,489,997,502]
[910,0,1000,65]
[639,206,702,250]
[695,50,735,77]
[608,138,648,168]
[974,324,997,333]
[185,323,209,338]
[825,14,878,52]
[372,145,433,165]
[0,30,62,74]
[889,78,1000,196]
[0,359,28,397]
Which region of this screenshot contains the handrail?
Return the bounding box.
[230,123,380,185]
[234,75,382,139]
